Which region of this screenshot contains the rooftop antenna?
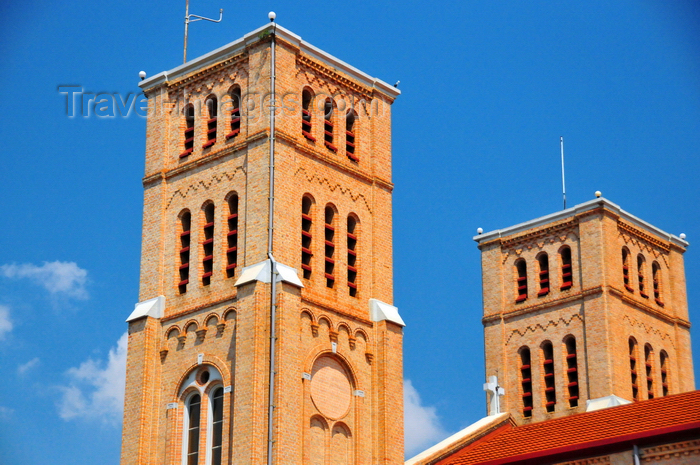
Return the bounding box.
[560,136,567,210]
[183,0,223,63]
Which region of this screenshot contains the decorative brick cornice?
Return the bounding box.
[500,218,579,251]
[297,54,374,100]
[166,52,248,94]
[503,312,583,346]
[293,166,375,214]
[161,294,237,323]
[641,438,700,462]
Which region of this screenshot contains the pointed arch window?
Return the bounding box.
[622,248,633,292]
[542,341,556,412]
[323,99,337,152]
[629,337,639,401]
[564,336,579,408]
[226,87,241,140]
[178,211,191,294]
[226,194,238,278]
[638,254,648,298]
[653,261,664,306]
[537,253,549,296]
[660,350,670,396]
[202,203,215,286]
[345,110,358,162]
[560,246,573,290]
[203,96,217,149]
[302,89,315,141]
[645,344,655,399]
[519,347,533,418]
[301,196,313,280]
[515,259,528,303]
[347,216,358,296]
[324,206,335,288]
[181,104,195,158]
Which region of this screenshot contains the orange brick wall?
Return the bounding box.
[478,204,694,426]
[122,30,403,465]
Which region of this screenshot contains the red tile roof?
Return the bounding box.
[437,390,700,465]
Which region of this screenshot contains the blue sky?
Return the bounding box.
[1,1,699,463]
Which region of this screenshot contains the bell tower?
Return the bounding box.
[475,197,694,425]
[120,21,404,465]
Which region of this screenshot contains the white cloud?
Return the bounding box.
[18,357,40,376]
[0,305,12,340]
[57,332,127,424]
[1,261,88,299]
[0,405,14,419]
[404,379,449,459]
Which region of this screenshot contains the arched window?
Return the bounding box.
[519,347,533,418]
[622,248,633,292]
[182,104,195,158]
[185,393,201,465]
[660,350,670,396]
[347,215,358,296]
[209,387,224,465]
[645,344,655,399]
[301,196,313,280]
[560,246,572,290]
[542,341,556,412]
[226,87,241,140]
[301,89,315,141]
[178,211,192,294]
[226,194,238,278]
[653,261,664,306]
[638,254,648,298]
[629,337,639,400]
[203,96,217,149]
[345,110,358,161]
[515,259,528,303]
[564,336,579,408]
[323,99,337,152]
[202,203,215,286]
[178,366,225,465]
[324,206,336,288]
[537,253,549,297]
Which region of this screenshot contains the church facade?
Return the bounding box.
[121,22,404,465]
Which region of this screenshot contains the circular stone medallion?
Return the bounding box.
[310,356,352,419]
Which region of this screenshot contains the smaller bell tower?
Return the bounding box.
[475,197,693,425]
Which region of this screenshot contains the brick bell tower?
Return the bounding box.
[474,196,694,425]
[121,20,404,465]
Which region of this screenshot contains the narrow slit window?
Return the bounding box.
[629,337,639,401]
[560,246,573,290]
[347,216,358,296]
[542,341,557,412]
[210,387,224,465]
[186,394,201,465]
[324,206,335,288]
[660,350,670,396]
[226,87,241,140]
[301,197,313,280]
[302,89,315,141]
[178,212,191,294]
[645,344,655,399]
[638,255,648,298]
[203,96,217,149]
[564,336,579,408]
[345,110,358,162]
[181,104,195,158]
[520,347,533,418]
[323,99,337,152]
[623,248,633,292]
[653,261,663,306]
[515,259,528,303]
[537,253,549,296]
[202,204,215,286]
[226,195,238,278]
